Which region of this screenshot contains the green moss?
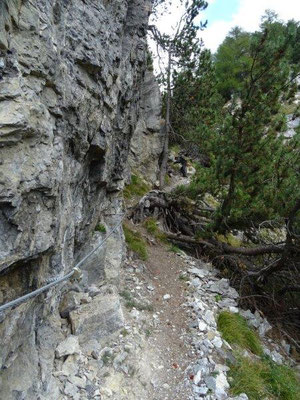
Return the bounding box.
[123,175,150,199]
[95,223,106,233]
[216,233,242,247]
[280,102,298,115]
[229,355,300,400]
[203,193,220,208]
[170,144,181,156]
[217,311,263,355]
[123,225,148,260]
[172,163,182,172]
[164,174,171,185]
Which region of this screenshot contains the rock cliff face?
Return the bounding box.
[0,1,162,398]
[128,69,163,184]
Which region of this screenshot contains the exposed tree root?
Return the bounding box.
[129,190,300,345]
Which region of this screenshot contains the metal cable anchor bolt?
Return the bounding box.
[71,267,83,283]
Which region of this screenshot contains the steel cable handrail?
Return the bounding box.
[0,214,126,313]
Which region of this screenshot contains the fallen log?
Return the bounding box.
[221,242,284,256]
[165,232,284,256]
[165,232,214,248]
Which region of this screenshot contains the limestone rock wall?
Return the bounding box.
[128,69,164,184]
[0,1,162,398]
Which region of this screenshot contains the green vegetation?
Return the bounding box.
[170,13,300,234]
[217,311,300,399]
[123,175,150,200]
[95,223,106,233]
[146,51,154,71]
[143,217,167,242]
[123,225,148,260]
[119,290,132,301]
[217,311,263,355]
[169,244,182,254]
[150,0,208,185]
[170,144,181,156]
[179,273,189,281]
[145,328,152,337]
[120,328,129,336]
[119,290,153,312]
[124,299,153,312]
[144,217,159,235]
[263,357,300,400]
[229,355,300,400]
[163,7,300,328]
[101,350,115,366]
[216,233,243,248]
[215,294,222,302]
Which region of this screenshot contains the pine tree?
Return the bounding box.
[149,0,208,186]
[187,17,300,233]
[171,49,222,158]
[214,27,252,101]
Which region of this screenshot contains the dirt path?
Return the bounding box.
[140,237,195,399]
[98,222,197,400]
[97,219,298,400]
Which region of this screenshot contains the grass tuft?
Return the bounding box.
[123,175,150,199]
[143,218,167,242]
[123,225,148,260]
[215,294,222,302]
[229,355,300,400]
[119,290,153,312]
[101,350,114,366]
[169,244,183,254]
[229,356,270,399]
[120,328,129,336]
[217,311,263,355]
[179,273,189,281]
[95,223,106,233]
[144,217,158,235]
[119,290,132,301]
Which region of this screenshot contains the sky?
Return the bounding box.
[153,0,300,54]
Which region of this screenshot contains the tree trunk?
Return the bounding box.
[159,50,171,188]
[213,167,236,233]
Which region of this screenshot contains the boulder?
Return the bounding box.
[55,336,80,359]
[69,293,124,344]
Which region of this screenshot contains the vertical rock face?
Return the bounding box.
[129,69,164,184]
[0,1,162,398]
